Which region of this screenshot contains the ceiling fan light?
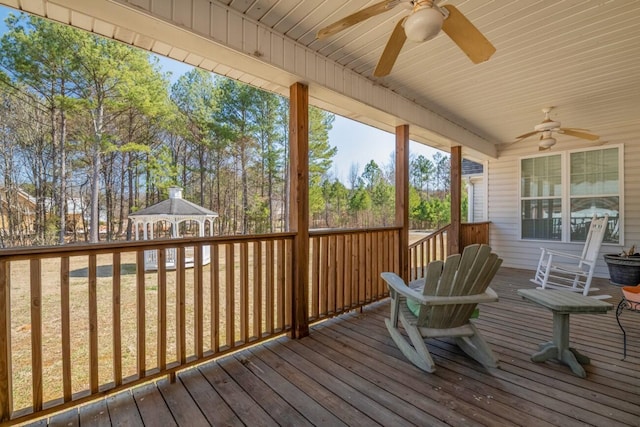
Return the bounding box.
[404,8,444,42]
[539,137,556,149]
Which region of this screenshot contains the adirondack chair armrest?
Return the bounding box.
[382,272,499,305]
[381,272,424,301]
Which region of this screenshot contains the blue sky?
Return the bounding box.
[0,5,442,182]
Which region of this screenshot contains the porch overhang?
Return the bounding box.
[2,0,497,159]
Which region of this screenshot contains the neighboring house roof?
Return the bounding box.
[462,159,483,176]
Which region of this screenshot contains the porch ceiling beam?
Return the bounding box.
[7,0,497,158]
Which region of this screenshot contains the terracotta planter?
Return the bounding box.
[603,254,640,286]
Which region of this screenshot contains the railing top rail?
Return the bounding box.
[408,224,451,250]
[309,226,402,237]
[0,232,296,261]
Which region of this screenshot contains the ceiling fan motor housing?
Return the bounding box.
[534,119,561,132]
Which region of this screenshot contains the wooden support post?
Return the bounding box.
[450,145,462,254]
[396,125,410,282]
[289,82,309,338]
[0,262,11,422]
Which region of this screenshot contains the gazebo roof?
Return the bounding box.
[129,188,218,220]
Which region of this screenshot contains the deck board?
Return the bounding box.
[132,383,176,427]
[78,399,111,427]
[26,268,640,427]
[105,391,143,427]
[178,366,243,427]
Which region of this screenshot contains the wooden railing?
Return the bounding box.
[0,233,294,423]
[308,227,400,322]
[408,222,491,282]
[0,223,471,423]
[408,225,450,282]
[461,221,491,249]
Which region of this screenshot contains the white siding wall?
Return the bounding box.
[465,176,485,223]
[490,132,639,278]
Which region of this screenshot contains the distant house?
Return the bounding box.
[0,187,36,239]
[462,159,486,223]
[0,187,96,241]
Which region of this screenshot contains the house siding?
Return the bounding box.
[489,138,637,278]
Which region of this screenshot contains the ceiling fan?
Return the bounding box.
[515,107,600,151]
[316,1,496,77]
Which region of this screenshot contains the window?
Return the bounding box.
[521,155,562,240]
[520,146,621,243]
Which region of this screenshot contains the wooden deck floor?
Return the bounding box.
[27,268,640,427]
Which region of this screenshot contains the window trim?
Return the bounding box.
[518,144,624,245]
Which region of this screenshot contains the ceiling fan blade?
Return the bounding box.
[441,5,496,64]
[374,18,407,77]
[559,128,599,141]
[515,131,538,140]
[317,0,402,39]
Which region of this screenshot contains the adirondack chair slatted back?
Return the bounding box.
[581,214,609,264]
[419,244,502,329]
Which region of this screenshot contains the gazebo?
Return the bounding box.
[128,187,218,271]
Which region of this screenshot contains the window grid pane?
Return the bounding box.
[570,148,618,196]
[521,198,562,240]
[570,196,619,243]
[521,155,561,197]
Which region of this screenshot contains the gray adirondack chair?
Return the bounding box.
[382,244,502,373]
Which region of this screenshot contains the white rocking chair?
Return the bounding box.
[531,214,608,297]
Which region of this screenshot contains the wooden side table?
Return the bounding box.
[517,289,613,378]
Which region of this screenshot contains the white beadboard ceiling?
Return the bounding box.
[221,0,640,150]
[2,0,640,158]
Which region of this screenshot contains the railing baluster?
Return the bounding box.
[336,234,344,313]
[377,232,384,297]
[30,259,42,412]
[319,236,328,316]
[113,253,122,386]
[177,247,186,364]
[343,234,352,309]
[136,251,145,379]
[328,235,336,314]
[89,254,98,393]
[194,245,203,358]
[240,242,248,344]
[285,238,292,328]
[266,240,274,334]
[358,233,366,306]
[311,237,320,319]
[225,243,235,348]
[365,232,372,303]
[277,239,285,331]
[60,257,71,400]
[211,244,220,353]
[157,249,166,372]
[252,241,262,340]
